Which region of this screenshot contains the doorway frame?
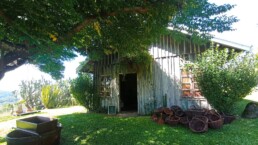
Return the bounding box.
[119,73,138,112]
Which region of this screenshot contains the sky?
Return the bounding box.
[209,0,258,52]
[0,55,85,91]
[0,0,258,91]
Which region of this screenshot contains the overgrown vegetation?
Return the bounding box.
[193,48,258,113]
[70,73,97,111]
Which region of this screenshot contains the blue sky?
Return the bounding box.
[0,0,257,91]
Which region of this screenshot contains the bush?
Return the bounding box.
[55,80,77,107]
[41,85,60,108]
[41,81,76,109]
[193,48,258,114]
[70,73,97,111]
[19,79,51,109]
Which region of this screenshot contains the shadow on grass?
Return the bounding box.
[57,112,258,145]
[57,113,190,145]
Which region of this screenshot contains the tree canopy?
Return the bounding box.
[0,0,237,79]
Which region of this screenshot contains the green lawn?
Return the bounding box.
[0,115,19,123]
[57,113,258,145]
[1,100,258,145]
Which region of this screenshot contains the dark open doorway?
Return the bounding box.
[120,73,137,112]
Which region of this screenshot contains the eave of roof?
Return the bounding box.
[167,27,253,52]
[211,37,252,52]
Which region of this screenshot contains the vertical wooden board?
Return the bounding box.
[157,59,162,108]
[111,75,119,112]
[170,56,175,106]
[183,40,186,55]
[155,43,159,59]
[137,72,155,114]
[139,78,144,114]
[165,58,170,107]
[138,72,143,114]
[162,35,165,57]
[140,75,145,114]
[167,36,172,56]
[177,42,180,55]
[154,60,162,108]
[185,40,191,55]
[144,77,153,114]
[161,58,167,107]
[167,57,172,107]
[174,56,181,106]
[137,75,141,114]
[155,60,160,108]
[179,42,184,54]
[139,76,144,114]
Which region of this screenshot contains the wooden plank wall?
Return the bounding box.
[149,36,181,110]
[93,35,211,115]
[149,35,210,111]
[93,54,121,112]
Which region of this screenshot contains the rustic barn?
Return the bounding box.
[91,34,252,115]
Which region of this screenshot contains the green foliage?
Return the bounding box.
[41,85,60,109]
[193,48,258,113]
[0,0,237,79]
[56,80,77,107]
[30,47,77,80]
[19,78,51,109]
[0,136,6,143]
[171,0,237,37]
[119,49,153,77]
[18,78,75,109]
[41,80,76,108]
[70,73,96,111]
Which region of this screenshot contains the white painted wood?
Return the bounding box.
[94,35,212,114]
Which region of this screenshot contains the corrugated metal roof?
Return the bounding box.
[212,37,252,51]
[167,27,253,52]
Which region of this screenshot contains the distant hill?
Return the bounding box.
[0,90,18,106]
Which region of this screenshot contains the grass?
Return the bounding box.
[1,100,258,145]
[0,115,19,123]
[57,112,258,145]
[0,137,5,144]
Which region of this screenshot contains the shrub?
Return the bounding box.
[41,80,76,108]
[193,48,258,114]
[41,85,60,108]
[19,79,51,109]
[70,73,97,111]
[55,80,77,107]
